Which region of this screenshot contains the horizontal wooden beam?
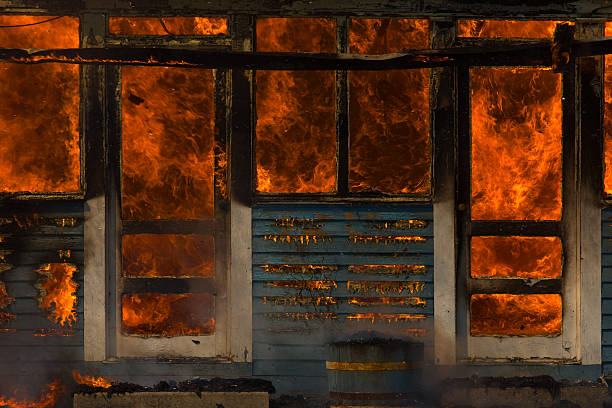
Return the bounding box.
[469,278,562,294]
[470,221,562,236]
[121,277,215,294]
[121,220,215,235]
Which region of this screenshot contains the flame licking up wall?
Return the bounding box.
[0,380,63,408]
[457,20,570,38]
[0,281,16,325]
[349,18,430,194]
[122,66,215,220]
[72,371,113,388]
[255,18,337,193]
[605,23,612,194]
[471,294,562,336]
[35,263,78,327]
[347,281,426,295]
[0,16,80,193]
[109,16,228,36]
[471,67,562,220]
[348,265,427,276]
[471,236,562,278]
[122,293,214,336]
[266,281,338,291]
[123,234,214,277]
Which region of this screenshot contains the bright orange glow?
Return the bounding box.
[265,312,337,320]
[346,313,427,323]
[348,297,427,307]
[471,236,562,279]
[457,20,569,38]
[372,220,428,230]
[109,16,228,35]
[121,66,214,220]
[471,294,562,336]
[349,235,427,245]
[122,234,214,277]
[471,67,562,221]
[122,293,214,336]
[263,296,337,306]
[348,265,427,276]
[35,263,78,327]
[0,380,63,408]
[349,18,430,194]
[605,23,612,194]
[33,328,75,337]
[261,264,338,274]
[0,16,79,193]
[255,18,337,193]
[266,281,337,291]
[263,235,332,244]
[347,281,425,295]
[72,370,113,388]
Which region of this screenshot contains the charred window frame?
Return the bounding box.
[251,16,434,202]
[455,22,579,362]
[102,14,236,359]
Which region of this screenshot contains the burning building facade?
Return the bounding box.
[0,0,611,406]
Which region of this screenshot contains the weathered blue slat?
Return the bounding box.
[253,267,433,283]
[253,297,433,314]
[253,253,433,266]
[253,282,433,298]
[253,204,434,221]
[253,237,433,253]
[253,219,433,236]
[602,208,612,374]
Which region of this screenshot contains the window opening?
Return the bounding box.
[109,16,228,36]
[457,20,570,39]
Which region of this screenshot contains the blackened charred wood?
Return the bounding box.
[552,23,575,72]
[122,278,215,294]
[469,278,562,295]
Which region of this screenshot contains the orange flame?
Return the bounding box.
[122,293,214,336]
[263,235,331,245]
[267,280,337,291]
[121,66,215,220]
[122,234,214,278]
[471,67,562,221]
[262,264,337,274]
[372,220,428,230]
[349,235,427,245]
[273,218,321,228]
[72,370,113,388]
[0,281,16,326]
[265,312,337,320]
[347,281,425,295]
[109,17,228,36]
[605,22,612,194]
[348,265,427,276]
[263,296,337,307]
[0,16,80,194]
[0,380,63,408]
[348,297,427,307]
[255,18,337,193]
[457,20,571,38]
[346,313,427,323]
[33,328,76,337]
[471,294,562,336]
[349,18,430,194]
[35,263,78,327]
[471,236,562,279]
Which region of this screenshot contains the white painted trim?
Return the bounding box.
[434,199,456,365]
[84,195,106,361]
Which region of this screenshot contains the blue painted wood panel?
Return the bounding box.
[603,208,612,374]
[252,203,434,395]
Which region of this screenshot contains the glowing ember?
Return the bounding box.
[471,67,562,221]
[347,281,425,295]
[471,294,562,336]
[405,328,427,337]
[263,235,331,244]
[266,281,337,291]
[122,66,215,220]
[72,370,114,388]
[33,328,76,337]
[122,234,214,278]
[348,265,427,276]
[214,142,228,199]
[349,18,430,194]
[372,220,428,230]
[122,293,214,336]
[348,235,427,245]
[605,22,612,194]
[346,313,427,323]
[58,250,71,260]
[471,236,562,279]
[0,16,80,194]
[265,312,337,320]
[263,296,337,307]
[348,297,427,307]
[0,380,63,408]
[109,16,228,35]
[273,218,321,228]
[457,20,569,38]
[256,18,337,193]
[261,264,337,274]
[35,263,78,327]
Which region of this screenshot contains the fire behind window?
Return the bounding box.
[0,15,80,194]
[255,18,337,193]
[604,22,612,194]
[348,18,430,194]
[457,20,569,38]
[109,16,228,36]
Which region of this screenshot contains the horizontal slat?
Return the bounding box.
[256,375,328,396]
[253,253,433,266]
[0,345,83,361]
[4,282,84,299]
[469,279,561,295]
[0,330,82,346]
[1,267,84,283]
[0,200,83,215]
[0,235,83,251]
[602,315,612,329]
[603,331,612,346]
[253,343,327,360]
[602,238,612,253]
[252,266,433,283]
[471,221,561,236]
[603,268,612,283]
[253,359,326,376]
[253,205,433,221]
[253,220,433,237]
[0,224,83,235]
[122,278,215,294]
[602,299,612,312]
[253,282,433,298]
[602,347,612,363]
[253,297,432,314]
[602,283,612,298]
[253,236,433,253]
[2,250,84,265]
[253,314,431,331]
[0,313,84,330]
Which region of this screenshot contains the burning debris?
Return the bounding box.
[458,19,567,38]
[0,281,16,326]
[372,220,428,230]
[273,218,322,228]
[348,264,427,276]
[347,281,426,295]
[0,215,78,230]
[35,263,78,327]
[265,312,337,321]
[345,313,427,323]
[263,235,332,245]
[348,235,426,245]
[122,293,215,337]
[263,296,337,307]
[72,371,114,389]
[266,280,338,291]
[261,264,337,275]
[33,328,76,337]
[471,294,562,336]
[109,16,228,36]
[349,18,430,194]
[0,380,63,408]
[255,18,337,193]
[348,297,427,307]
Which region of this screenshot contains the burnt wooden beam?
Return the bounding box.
[121,278,215,294]
[469,278,562,295]
[470,221,562,236]
[121,219,215,235]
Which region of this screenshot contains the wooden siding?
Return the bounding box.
[252,203,434,395]
[603,208,612,373]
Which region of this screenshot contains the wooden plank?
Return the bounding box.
[252,253,433,266]
[253,343,327,361]
[252,297,433,314]
[602,331,612,346]
[252,267,434,283]
[0,224,83,235]
[602,284,612,299]
[603,268,612,283]
[0,235,83,251]
[0,330,83,346]
[253,360,326,376]
[253,219,433,236]
[253,205,433,221]
[0,200,83,215]
[0,346,83,361]
[253,314,431,331]
[257,375,328,397]
[602,315,612,329]
[602,299,612,312]
[5,282,84,299]
[2,267,84,282]
[601,254,612,268]
[253,282,433,298]
[253,236,433,253]
[8,300,84,314]
[2,250,84,266]
[0,315,83,330]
